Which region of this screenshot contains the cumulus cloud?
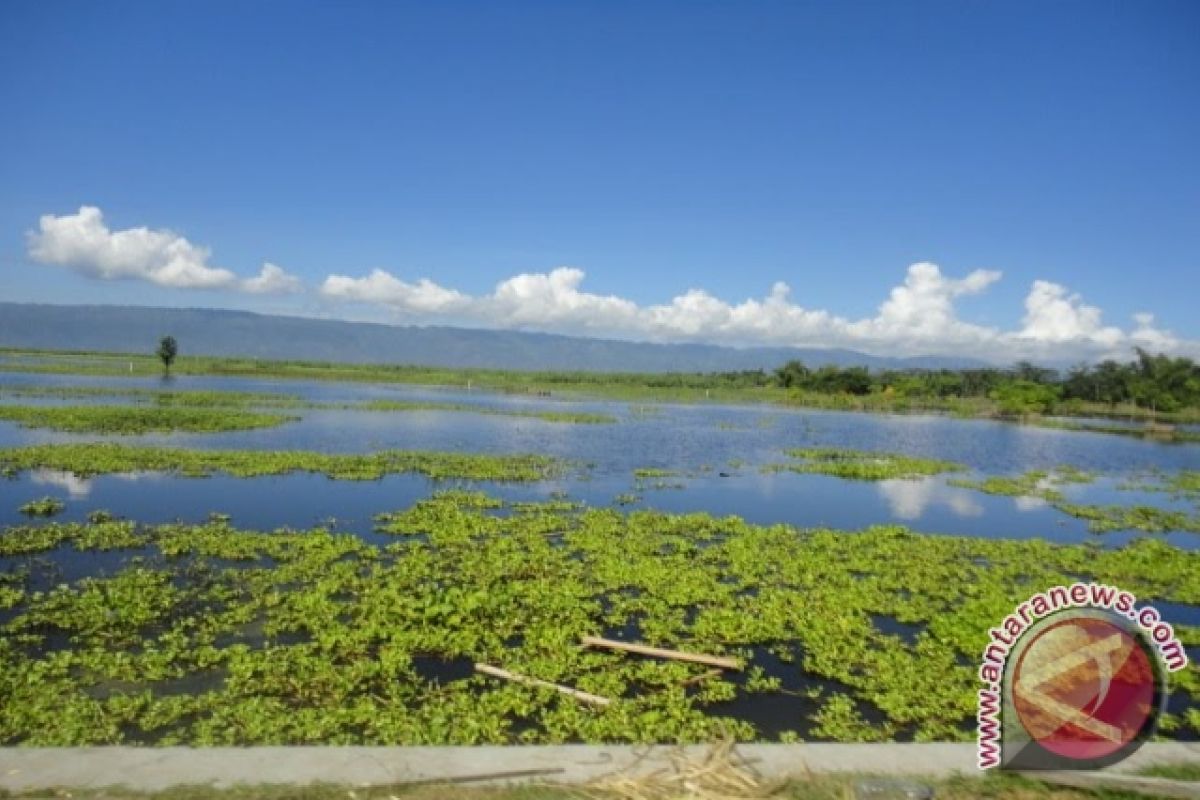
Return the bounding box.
[28,206,1194,361]
[241,262,303,295]
[1016,280,1123,347]
[321,268,470,312]
[317,261,1195,362]
[28,206,300,295]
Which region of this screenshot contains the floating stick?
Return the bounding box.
[474,663,612,707]
[581,636,742,670]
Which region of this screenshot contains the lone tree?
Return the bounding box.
[157,335,178,375]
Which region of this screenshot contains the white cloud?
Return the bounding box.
[1128,312,1180,353]
[487,267,640,329]
[241,262,303,295]
[846,262,1002,345]
[1016,280,1123,347]
[28,206,235,289]
[28,206,300,295]
[321,260,1198,361]
[27,206,1197,361]
[321,268,470,313]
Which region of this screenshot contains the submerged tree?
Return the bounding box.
[156,335,178,375]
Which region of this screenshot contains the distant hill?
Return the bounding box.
[0,303,986,373]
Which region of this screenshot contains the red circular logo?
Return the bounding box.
[1011,615,1157,762]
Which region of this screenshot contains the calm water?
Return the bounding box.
[2,370,1199,740]
[0,372,1197,548]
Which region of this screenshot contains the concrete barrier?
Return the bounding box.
[1,743,1198,791]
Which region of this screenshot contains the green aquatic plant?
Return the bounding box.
[1,493,1199,746]
[1031,418,1200,443]
[950,467,1200,533]
[356,399,615,424]
[0,385,615,424]
[1121,469,1200,502]
[18,496,65,517]
[763,448,965,481]
[633,468,679,479]
[948,467,1095,502]
[0,385,312,409]
[0,443,563,482]
[1054,502,1200,534]
[0,404,296,434]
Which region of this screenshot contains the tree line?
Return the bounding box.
[767,348,1200,414]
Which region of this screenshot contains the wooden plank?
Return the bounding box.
[1018,771,1200,800]
[474,663,612,707]
[581,636,742,670]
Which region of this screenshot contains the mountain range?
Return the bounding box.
[0,303,987,373]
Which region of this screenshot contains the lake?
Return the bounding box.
[1,372,1196,547]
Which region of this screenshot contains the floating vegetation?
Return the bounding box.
[1170,471,1200,496]
[632,468,686,491]
[950,467,1200,533]
[2,494,1199,745]
[17,496,65,517]
[356,400,616,424]
[613,493,641,506]
[0,385,615,425]
[0,385,310,409]
[0,404,296,434]
[1054,503,1200,534]
[948,467,1095,502]
[763,448,965,481]
[1122,470,1200,503]
[633,468,680,479]
[0,443,562,482]
[1032,418,1200,444]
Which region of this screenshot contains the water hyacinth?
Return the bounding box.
[0,443,564,482]
[2,492,1199,745]
[0,404,297,434]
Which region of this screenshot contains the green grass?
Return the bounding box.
[0,386,615,424]
[4,347,1200,427]
[763,448,965,480]
[0,404,297,434]
[0,385,311,408]
[1137,762,1200,781]
[0,443,562,482]
[3,492,1199,745]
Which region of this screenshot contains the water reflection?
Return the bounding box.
[876,478,983,520]
[31,468,94,499]
[0,372,1197,546]
[1014,495,1050,512]
[28,469,158,501]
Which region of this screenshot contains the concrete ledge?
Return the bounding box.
[1,743,1197,791]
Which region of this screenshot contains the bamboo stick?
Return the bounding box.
[581,636,742,670]
[474,663,613,707]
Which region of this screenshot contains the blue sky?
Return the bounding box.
[1,1,1197,360]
